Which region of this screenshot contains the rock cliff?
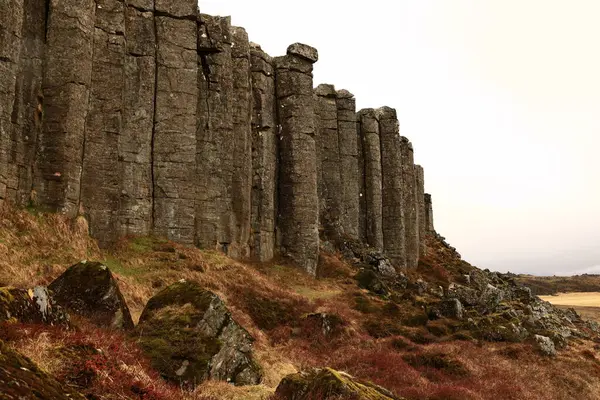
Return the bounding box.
[0,0,437,274]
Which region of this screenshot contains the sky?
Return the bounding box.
[200,0,600,276]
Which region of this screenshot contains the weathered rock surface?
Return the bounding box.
[400,136,419,269]
[249,43,277,261]
[358,109,384,250]
[3,0,441,276]
[378,107,406,269]
[336,89,360,240]
[315,84,343,239]
[275,44,320,275]
[0,340,86,400]
[415,165,426,256]
[534,334,556,356]
[275,367,400,400]
[152,8,198,244]
[136,280,261,387]
[48,261,133,330]
[196,14,234,253]
[0,286,69,326]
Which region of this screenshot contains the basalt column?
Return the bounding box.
[152,1,198,244]
[79,0,126,246]
[36,0,96,216]
[230,27,252,259]
[250,44,277,261]
[378,107,406,268]
[118,2,156,237]
[415,165,426,256]
[314,84,342,238]
[6,0,47,206]
[357,109,383,250]
[196,14,234,252]
[424,193,435,232]
[336,90,360,240]
[401,136,419,269]
[275,44,319,275]
[0,0,23,204]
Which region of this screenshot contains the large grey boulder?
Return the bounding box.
[136,280,261,388]
[48,261,134,330]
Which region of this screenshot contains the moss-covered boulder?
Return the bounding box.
[0,339,85,399]
[0,286,69,326]
[136,280,261,388]
[275,368,402,400]
[48,261,134,330]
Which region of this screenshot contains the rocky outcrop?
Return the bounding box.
[336,90,360,240]
[275,367,400,400]
[136,280,261,387]
[315,84,342,239]
[48,261,133,330]
[378,107,405,269]
[0,286,69,326]
[249,43,277,261]
[357,109,384,250]
[275,44,320,274]
[2,0,438,275]
[424,193,435,233]
[0,339,86,400]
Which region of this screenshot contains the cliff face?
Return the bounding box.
[0,0,436,274]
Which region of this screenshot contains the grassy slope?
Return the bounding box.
[3,205,600,400]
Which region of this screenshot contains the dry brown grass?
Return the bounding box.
[3,203,600,399]
[0,204,100,288]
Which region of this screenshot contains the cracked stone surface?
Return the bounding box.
[275,45,319,275]
[1,1,436,276]
[250,43,277,261]
[378,106,406,269]
[400,136,419,269]
[358,108,383,250]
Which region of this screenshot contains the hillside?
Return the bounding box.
[516,275,600,296]
[2,205,600,400]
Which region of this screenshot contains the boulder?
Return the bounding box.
[0,339,85,399]
[430,298,464,320]
[356,269,388,295]
[287,43,318,62]
[48,261,134,330]
[534,334,556,356]
[0,286,69,326]
[136,280,261,388]
[275,367,400,400]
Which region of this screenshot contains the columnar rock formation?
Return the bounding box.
[1,0,439,275]
[357,109,384,250]
[378,107,406,267]
[275,44,320,275]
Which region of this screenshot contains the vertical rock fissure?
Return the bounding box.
[149,3,158,230]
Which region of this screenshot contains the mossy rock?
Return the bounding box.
[275,367,402,399]
[48,261,134,330]
[0,286,69,326]
[0,339,85,399]
[136,280,261,388]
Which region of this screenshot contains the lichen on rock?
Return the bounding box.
[48,261,134,330]
[136,280,261,388]
[275,367,401,399]
[0,286,69,326]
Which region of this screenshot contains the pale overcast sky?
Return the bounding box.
[200,1,600,276]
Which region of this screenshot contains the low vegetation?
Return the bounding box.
[2,204,600,399]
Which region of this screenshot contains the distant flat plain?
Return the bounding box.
[540,292,600,323]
